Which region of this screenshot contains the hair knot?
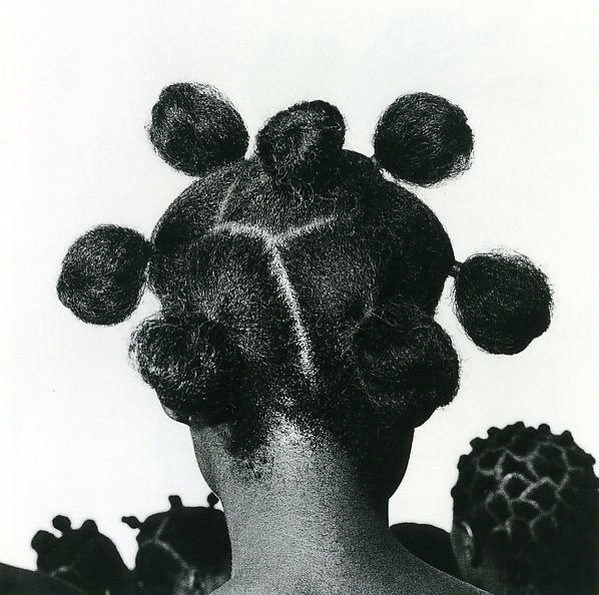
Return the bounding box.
[256,100,345,187]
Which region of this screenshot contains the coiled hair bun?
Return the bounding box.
[149,82,249,176]
[256,100,345,187]
[130,313,240,420]
[352,302,460,426]
[57,225,151,325]
[374,92,473,186]
[452,252,553,354]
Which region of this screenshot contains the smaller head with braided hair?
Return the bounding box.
[122,494,231,595]
[451,422,599,595]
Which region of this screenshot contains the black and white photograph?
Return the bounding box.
[1,2,597,593]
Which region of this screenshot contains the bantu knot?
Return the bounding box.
[374,92,473,186]
[130,313,239,418]
[52,515,72,534]
[169,495,183,509]
[452,252,552,354]
[352,302,460,426]
[256,100,345,187]
[122,516,141,529]
[57,225,151,325]
[149,82,249,176]
[31,530,56,554]
[79,519,99,536]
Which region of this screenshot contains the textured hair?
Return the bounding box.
[57,82,553,458]
[122,494,231,594]
[31,515,129,594]
[452,423,599,595]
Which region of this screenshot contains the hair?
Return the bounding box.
[452,423,599,595]
[122,494,231,594]
[31,515,129,594]
[374,92,474,186]
[57,82,553,459]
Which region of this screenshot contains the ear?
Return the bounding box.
[451,520,481,568]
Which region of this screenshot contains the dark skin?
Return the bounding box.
[451,520,505,594]
[177,409,487,595]
[0,563,84,595]
[451,517,599,595]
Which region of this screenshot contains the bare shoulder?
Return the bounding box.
[415,566,489,595]
[390,557,488,595]
[0,563,83,595]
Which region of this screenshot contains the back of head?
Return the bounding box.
[56,82,553,473]
[122,494,231,594]
[452,423,599,595]
[31,515,129,594]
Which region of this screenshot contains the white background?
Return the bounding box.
[1,0,597,570]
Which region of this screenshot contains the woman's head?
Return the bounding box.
[451,423,598,595]
[57,82,552,481]
[122,494,231,595]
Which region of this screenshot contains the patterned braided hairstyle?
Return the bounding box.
[31,515,129,595]
[57,83,553,458]
[122,494,230,595]
[452,422,599,595]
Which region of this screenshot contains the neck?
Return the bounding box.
[209,421,406,591]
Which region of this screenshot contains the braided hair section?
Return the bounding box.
[452,423,598,594]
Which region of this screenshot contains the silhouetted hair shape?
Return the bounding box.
[32,514,129,594]
[452,423,599,595]
[122,494,231,594]
[57,82,553,456]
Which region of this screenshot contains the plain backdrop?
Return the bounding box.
[1,0,597,570]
